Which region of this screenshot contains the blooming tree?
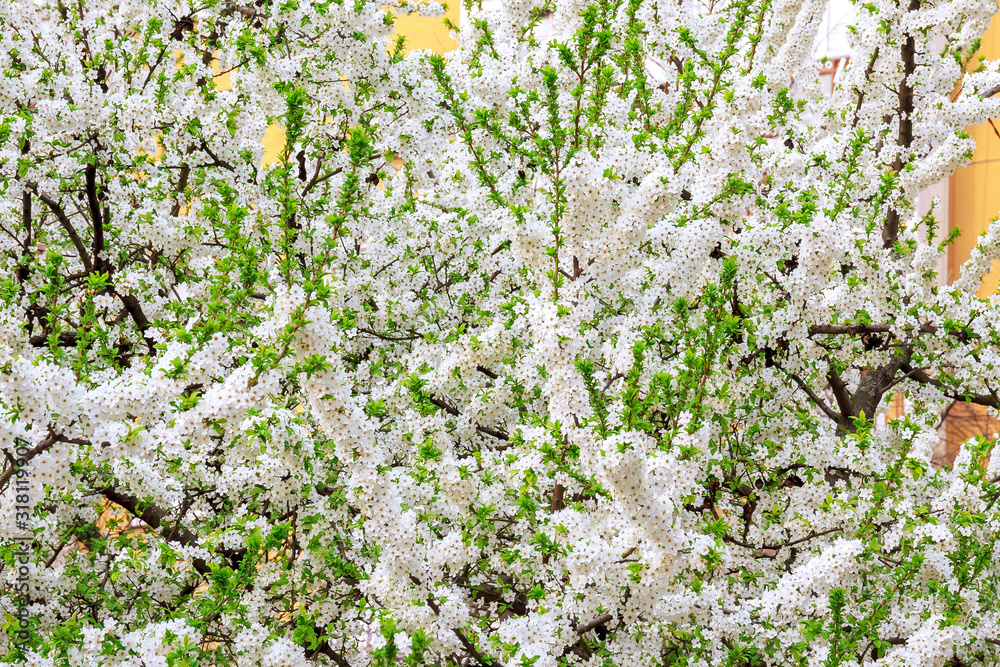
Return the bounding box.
[4,0,1000,664]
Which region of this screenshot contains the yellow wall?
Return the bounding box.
[391,3,459,55]
[944,10,1000,460]
[950,9,1000,297]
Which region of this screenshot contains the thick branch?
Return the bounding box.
[115,291,156,353]
[223,2,262,19]
[31,185,93,273]
[981,83,1000,99]
[302,165,344,197]
[170,165,191,217]
[22,190,31,252]
[550,483,565,512]
[575,613,613,634]
[19,140,32,258]
[430,395,509,442]
[100,485,247,579]
[775,363,843,424]
[883,0,920,249]
[454,628,503,667]
[852,349,912,420]
[827,367,855,419]
[1,435,60,491]
[476,364,499,380]
[809,323,935,336]
[200,139,235,172]
[411,573,505,667]
[902,364,999,409]
[723,527,845,555]
[312,638,353,667]
[85,164,105,269]
[169,144,201,217]
[100,487,211,573]
[850,48,880,130]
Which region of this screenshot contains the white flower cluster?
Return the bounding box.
[3,0,1000,665]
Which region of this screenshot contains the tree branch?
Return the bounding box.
[774,363,843,423]
[476,364,499,380]
[115,291,156,353]
[99,484,248,580]
[85,164,105,270]
[810,323,920,336]
[883,0,920,249]
[981,83,1000,99]
[851,348,912,422]
[22,190,31,253]
[430,395,509,442]
[575,612,613,634]
[312,638,353,667]
[454,628,504,667]
[1,435,61,491]
[902,364,999,409]
[30,185,93,273]
[827,366,855,419]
